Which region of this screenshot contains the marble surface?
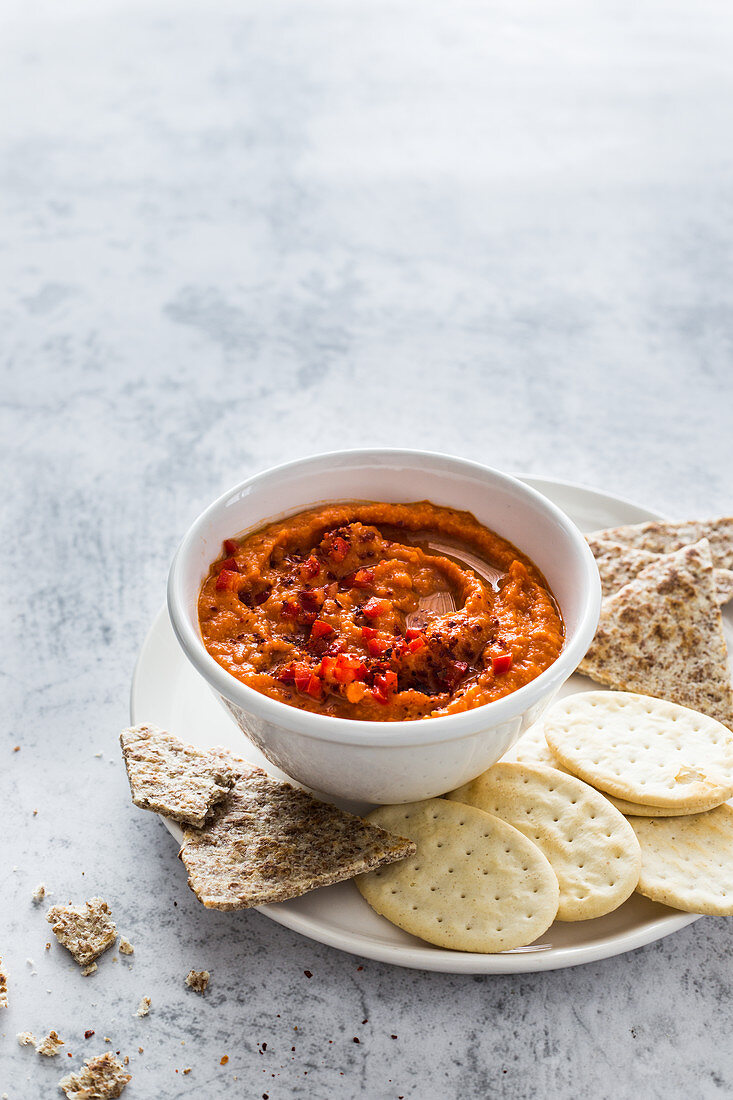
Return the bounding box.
[2,0,733,1096]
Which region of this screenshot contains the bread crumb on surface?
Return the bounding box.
[118,937,134,955]
[135,996,151,1017]
[47,898,116,967]
[82,962,98,977]
[185,969,210,995]
[58,1052,131,1098]
[36,1030,64,1056]
[32,883,46,904]
[17,1031,36,1046]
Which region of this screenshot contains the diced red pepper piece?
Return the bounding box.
[367,637,388,657]
[218,557,239,573]
[491,653,513,675]
[293,664,313,692]
[318,655,338,679]
[329,536,350,563]
[311,619,335,639]
[275,663,296,683]
[441,660,468,690]
[281,599,301,619]
[299,556,320,580]
[361,626,378,639]
[215,569,240,591]
[298,589,323,613]
[333,654,368,683]
[223,538,239,555]
[408,636,425,653]
[405,627,422,641]
[362,597,391,620]
[371,683,388,704]
[351,568,374,588]
[305,673,322,698]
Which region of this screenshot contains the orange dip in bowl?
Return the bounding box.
[197,501,564,721]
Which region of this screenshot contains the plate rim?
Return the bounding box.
[130,475,705,974]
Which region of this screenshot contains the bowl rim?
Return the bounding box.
[167,448,602,747]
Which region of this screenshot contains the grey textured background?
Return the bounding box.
[2,0,733,1097]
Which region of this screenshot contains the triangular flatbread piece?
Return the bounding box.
[179,760,416,908]
[589,517,733,572]
[579,539,733,729]
[120,725,236,826]
[588,537,733,606]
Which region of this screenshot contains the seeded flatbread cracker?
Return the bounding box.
[588,537,733,606]
[578,541,733,730]
[47,898,117,967]
[590,517,733,572]
[355,799,559,952]
[185,969,209,994]
[544,691,733,812]
[36,1031,64,1056]
[629,805,733,915]
[120,724,235,826]
[179,765,416,908]
[448,763,640,921]
[59,1053,131,1099]
[0,958,7,1008]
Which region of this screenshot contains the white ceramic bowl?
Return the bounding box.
[167,450,601,803]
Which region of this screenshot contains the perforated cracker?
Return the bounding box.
[355,799,559,952]
[448,763,640,921]
[629,804,733,915]
[504,720,695,817]
[544,691,733,811]
[502,723,568,771]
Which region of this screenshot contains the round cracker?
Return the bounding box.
[544,692,733,811]
[448,763,641,921]
[355,799,559,952]
[505,720,696,817]
[629,804,733,915]
[602,793,696,817]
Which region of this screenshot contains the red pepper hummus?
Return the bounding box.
[198,501,564,721]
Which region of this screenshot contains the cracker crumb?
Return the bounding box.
[0,956,8,1008]
[123,1056,129,1066]
[32,883,46,904]
[183,1068,191,1075]
[26,958,34,967]
[59,1052,131,1098]
[13,745,20,752]
[135,996,151,1018]
[36,1030,65,1056]
[118,937,134,955]
[45,942,51,950]
[185,969,210,995]
[18,1031,36,1045]
[47,898,116,967]
[82,963,98,977]
[138,1047,143,1054]
[105,1037,111,1043]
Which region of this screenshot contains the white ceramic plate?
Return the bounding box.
[130,477,731,973]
